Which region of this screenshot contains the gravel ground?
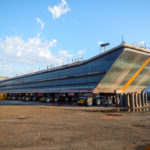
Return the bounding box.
[0,100,150,150]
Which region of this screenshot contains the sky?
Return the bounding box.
[0,0,150,77]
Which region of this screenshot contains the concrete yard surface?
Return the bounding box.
[0,101,150,150]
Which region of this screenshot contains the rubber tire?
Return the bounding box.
[32,97,36,101]
[54,98,58,103]
[25,97,29,101]
[65,97,69,102]
[86,97,93,106]
[107,98,112,107]
[95,98,101,106]
[46,98,50,103]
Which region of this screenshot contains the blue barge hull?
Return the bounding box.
[0,43,150,94]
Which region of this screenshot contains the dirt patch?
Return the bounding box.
[99,116,122,120]
[16,116,30,120]
[107,113,122,116]
[135,144,150,150]
[0,102,150,149]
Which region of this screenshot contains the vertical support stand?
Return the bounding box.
[125,93,130,107]
[130,93,135,108]
[116,94,120,106]
[113,95,117,105]
[141,93,145,106]
[145,93,148,106]
[138,93,142,107]
[120,94,124,107]
[134,93,139,108]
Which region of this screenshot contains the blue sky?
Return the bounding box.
[0,0,150,77]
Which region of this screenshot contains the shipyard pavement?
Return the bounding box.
[0,100,150,150]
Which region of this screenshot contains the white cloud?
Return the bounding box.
[0,35,74,77]
[97,41,103,45]
[35,17,45,30]
[59,50,73,58]
[77,50,84,56]
[0,35,57,64]
[139,41,145,45]
[48,0,71,19]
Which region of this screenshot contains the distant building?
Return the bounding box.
[0,76,9,80]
